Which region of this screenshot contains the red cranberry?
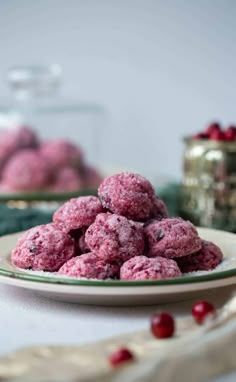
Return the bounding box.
[108,347,134,367]
[225,125,236,141]
[205,122,221,135]
[193,133,209,140]
[192,301,216,324]
[150,312,175,338]
[210,130,225,141]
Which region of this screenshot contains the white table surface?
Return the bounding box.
[0,282,236,381]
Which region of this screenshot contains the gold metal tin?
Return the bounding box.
[180,137,236,232]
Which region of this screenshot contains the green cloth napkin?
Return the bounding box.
[157,183,181,218]
[0,204,53,236]
[0,184,181,236]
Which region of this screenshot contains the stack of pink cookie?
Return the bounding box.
[11,172,223,281]
[0,126,103,192]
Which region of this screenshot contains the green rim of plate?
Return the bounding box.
[0,188,97,202]
[0,263,236,287]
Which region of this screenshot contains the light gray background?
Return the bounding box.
[0,3,236,379]
[0,0,235,179]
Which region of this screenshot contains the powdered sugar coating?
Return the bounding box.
[85,213,145,263]
[144,217,201,258]
[176,239,223,272]
[120,255,182,280]
[2,150,50,191]
[98,172,159,221]
[11,223,75,271]
[48,166,84,192]
[53,196,104,233]
[40,140,83,170]
[58,252,119,279]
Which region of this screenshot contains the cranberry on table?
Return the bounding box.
[205,122,221,136]
[108,347,134,367]
[225,125,236,141]
[191,301,216,324]
[150,312,175,338]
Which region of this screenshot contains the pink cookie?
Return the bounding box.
[58,252,119,279]
[2,150,50,191]
[176,240,223,272]
[53,196,104,233]
[144,217,201,258]
[11,223,75,271]
[85,213,145,263]
[0,127,38,174]
[15,126,38,148]
[48,166,84,192]
[120,255,182,281]
[0,182,15,193]
[40,140,83,170]
[98,172,159,221]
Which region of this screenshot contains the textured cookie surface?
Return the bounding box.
[120,255,182,280]
[176,239,223,272]
[144,217,201,258]
[58,252,119,279]
[85,213,145,262]
[98,172,159,221]
[53,196,104,233]
[11,223,75,271]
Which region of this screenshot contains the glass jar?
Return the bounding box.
[0,65,106,167]
[180,137,236,232]
[0,65,107,206]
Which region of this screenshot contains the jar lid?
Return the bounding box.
[7,65,62,101]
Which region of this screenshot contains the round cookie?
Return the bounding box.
[98,172,158,221]
[144,217,201,258]
[2,149,50,191]
[176,239,223,273]
[53,196,104,233]
[120,255,182,281]
[15,126,39,148]
[48,166,84,192]
[58,252,119,279]
[85,213,145,263]
[11,223,75,271]
[40,139,83,170]
[0,127,38,175]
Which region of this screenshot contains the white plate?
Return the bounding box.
[0,228,235,305]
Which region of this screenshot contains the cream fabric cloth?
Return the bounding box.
[0,289,236,382]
